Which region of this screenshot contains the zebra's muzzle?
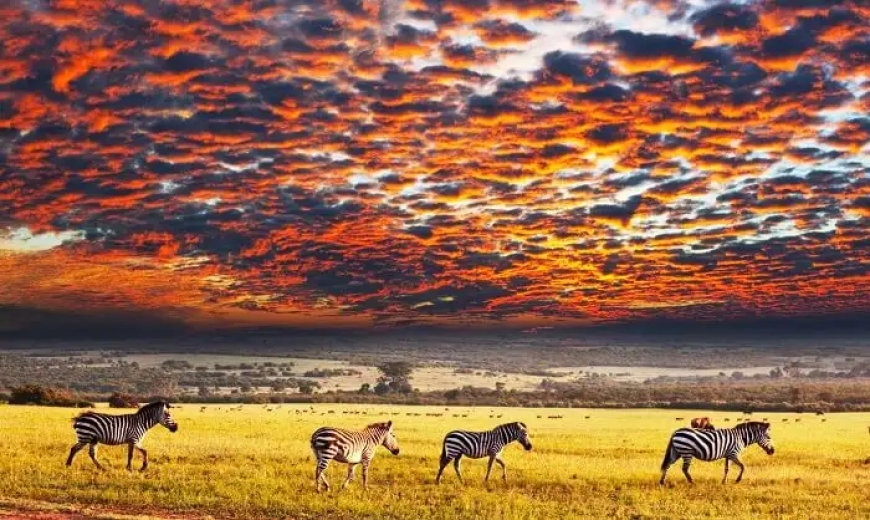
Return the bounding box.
[522,442,532,451]
[168,424,179,433]
[764,446,774,455]
[390,448,400,455]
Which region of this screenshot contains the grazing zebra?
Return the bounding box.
[660,421,774,485]
[690,417,715,429]
[310,420,399,492]
[436,422,532,484]
[66,401,178,471]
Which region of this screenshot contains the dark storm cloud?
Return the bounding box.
[541,51,612,84]
[690,3,759,36]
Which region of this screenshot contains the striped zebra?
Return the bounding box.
[660,421,774,485]
[435,422,532,484]
[310,420,399,492]
[66,401,178,471]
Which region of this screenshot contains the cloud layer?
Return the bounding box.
[1,0,868,330]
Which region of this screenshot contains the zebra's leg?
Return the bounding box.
[361,460,370,490]
[126,443,135,471]
[733,458,746,483]
[136,446,148,471]
[681,455,693,484]
[342,464,357,490]
[66,442,86,467]
[659,441,679,485]
[436,457,451,484]
[485,455,496,482]
[453,455,464,484]
[495,456,507,481]
[315,457,331,492]
[722,458,730,484]
[88,443,104,471]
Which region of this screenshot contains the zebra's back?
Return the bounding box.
[73,412,133,445]
[670,428,737,461]
[311,427,366,463]
[443,429,498,459]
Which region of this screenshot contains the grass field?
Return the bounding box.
[0,404,868,519]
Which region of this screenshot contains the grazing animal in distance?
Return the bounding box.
[66,401,178,471]
[310,421,399,492]
[690,417,715,430]
[660,421,774,485]
[436,422,532,484]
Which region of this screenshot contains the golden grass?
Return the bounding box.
[0,404,868,519]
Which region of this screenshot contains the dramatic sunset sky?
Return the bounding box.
[1,0,868,334]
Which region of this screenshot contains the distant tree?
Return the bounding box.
[495,382,507,392]
[298,381,319,395]
[161,359,193,370]
[374,381,390,395]
[358,383,372,394]
[377,362,414,394]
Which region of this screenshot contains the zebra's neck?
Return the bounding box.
[494,426,514,445]
[137,408,161,429]
[735,426,756,446]
[365,426,387,443]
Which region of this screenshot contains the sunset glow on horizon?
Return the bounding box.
[1,0,868,332]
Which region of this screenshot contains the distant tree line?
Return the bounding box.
[5,378,870,413]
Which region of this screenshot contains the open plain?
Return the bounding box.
[1,405,868,519]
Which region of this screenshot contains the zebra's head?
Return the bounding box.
[374,420,400,455]
[739,421,773,455]
[756,422,774,455]
[137,401,178,432]
[157,401,179,433]
[513,422,532,451]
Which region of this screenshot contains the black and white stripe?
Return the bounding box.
[660,421,775,484]
[436,421,532,484]
[66,401,178,471]
[310,420,400,491]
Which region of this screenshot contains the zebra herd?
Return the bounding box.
[65,402,776,489]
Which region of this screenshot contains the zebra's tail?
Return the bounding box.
[660,436,676,471]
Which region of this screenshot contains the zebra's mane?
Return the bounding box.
[365,421,392,430]
[136,401,168,415]
[494,422,526,434]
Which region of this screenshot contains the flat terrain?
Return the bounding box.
[1,405,868,519]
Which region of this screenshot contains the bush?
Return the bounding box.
[108,392,139,408]
[8,385,81,407]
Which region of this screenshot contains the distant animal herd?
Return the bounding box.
[66,403,863,490]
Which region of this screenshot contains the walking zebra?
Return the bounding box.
[66,401,178,471]
[310,420,399,492]
[690,417,715,429]
[660,421,774,485]
[436,422,532,484]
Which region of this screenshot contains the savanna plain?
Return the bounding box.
[1,405,868,520]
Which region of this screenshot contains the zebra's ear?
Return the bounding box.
[387,420,393,429]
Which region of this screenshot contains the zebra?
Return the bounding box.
[659,421,774,485]
[436,422,532,484]
[66,401,178,471]
[310,420,399,492]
